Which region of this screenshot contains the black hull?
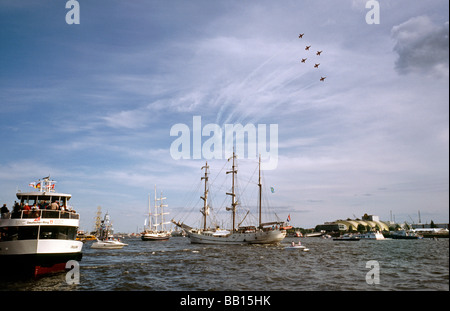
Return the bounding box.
[0,252,82,279]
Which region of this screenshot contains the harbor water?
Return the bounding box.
[1,237,448,291]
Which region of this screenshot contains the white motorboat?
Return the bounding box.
[285,242,309,251]
[91,212,127,249]
[91,238,127,249]
[0,177,83,278]
[172,154,287,245]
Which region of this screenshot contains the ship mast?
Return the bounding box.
[258,154,262,227]
[200,162,209,231]
[147,194,152,231]
[158,191,168,232]
[226,152,238,232]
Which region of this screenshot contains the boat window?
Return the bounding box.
[39,226,77,240]
[0,226,39,241]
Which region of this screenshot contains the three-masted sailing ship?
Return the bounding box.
[172,153,287,244]
[141,186,171,241]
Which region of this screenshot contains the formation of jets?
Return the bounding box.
[298,33,326,82]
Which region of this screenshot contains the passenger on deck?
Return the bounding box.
[23,203,31,215]
[51,201,59,210]
[1,204,10,219]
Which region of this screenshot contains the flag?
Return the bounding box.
[36,183,41,189]
[287,214,291,222]
[29,182,36,188]
[270,187,275,193]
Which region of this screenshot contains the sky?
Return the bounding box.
[0,0,448,233]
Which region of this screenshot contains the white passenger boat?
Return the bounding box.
[172,154,287,245]
[0,177,83,278]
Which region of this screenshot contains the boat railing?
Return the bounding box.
[7,209,80,220]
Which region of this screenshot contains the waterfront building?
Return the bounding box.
[316,214,390,233]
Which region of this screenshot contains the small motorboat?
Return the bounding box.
[91,238,128,249]
[90,212,128,249]
[285,242,309,251]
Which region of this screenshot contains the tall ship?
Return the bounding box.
[172,153,287,245]
[0,177,83,278]
[141,186,171,241]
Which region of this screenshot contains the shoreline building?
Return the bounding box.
[316,214,390,233]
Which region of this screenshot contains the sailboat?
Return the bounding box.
[141,186,171,241]
[172,153,287,245]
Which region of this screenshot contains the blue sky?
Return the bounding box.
[0,0,448,232]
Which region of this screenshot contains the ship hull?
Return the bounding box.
[0,251,82,278]
[141,235,170,241]
[187,229,286,245]
[0,239,83,278]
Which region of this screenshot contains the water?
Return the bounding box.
[1,237,448,291]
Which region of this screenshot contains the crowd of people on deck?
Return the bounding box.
[1,201,77,219]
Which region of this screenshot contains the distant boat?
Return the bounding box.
[91,238,128,249]
[356,230,385,240]
[91,212,127,249]
[76,231,96,241]
[285,242,309,251]
[141,186,171,241]
[333,233,360,241]
[390,230,423,240]
[172,153,287,245]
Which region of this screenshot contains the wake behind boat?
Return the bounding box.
[172,153,287,245]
